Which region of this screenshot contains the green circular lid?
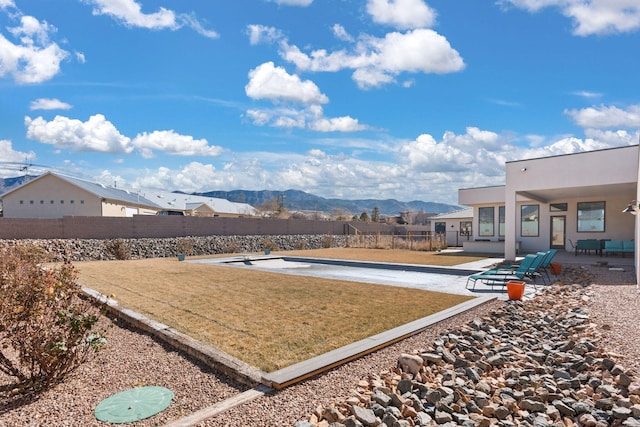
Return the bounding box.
[94,386,174,424]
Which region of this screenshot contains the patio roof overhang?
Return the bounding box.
[517,182,637,204]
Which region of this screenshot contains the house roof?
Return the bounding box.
[430,207,473,220]
[138,189,258,216]
[1,172,259,216]
[1,172,161,209]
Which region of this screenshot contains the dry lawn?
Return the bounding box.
[75,248,479,372]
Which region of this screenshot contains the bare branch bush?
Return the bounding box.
[0,245,106,396]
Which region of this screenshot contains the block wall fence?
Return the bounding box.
[0,215,416,240]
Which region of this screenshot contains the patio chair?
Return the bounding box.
[465,253,540,291]
[537,249,558,283]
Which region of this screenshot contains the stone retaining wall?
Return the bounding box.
[0,234,375,262]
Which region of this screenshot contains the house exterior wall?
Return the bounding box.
[458,186,505,205]
[506,145,638,192]
[429,215,473,247]
[2,176,101,218]
[101,201,130,217]
[459,145,639,260]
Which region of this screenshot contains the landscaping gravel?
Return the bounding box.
[0,263,637,427]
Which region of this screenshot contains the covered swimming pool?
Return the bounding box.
[189,255,516,297]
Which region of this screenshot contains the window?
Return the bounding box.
[460,221,472,237]
[498,206,506,237]
[60,200,64,204]
[70,200,74,204]
[20,200,24,204]
[521,205,539,237]
[434,222,446,233]
[40,200,44,204]
[50,200,54,204]
[550,203,568,212]
[29,200,34,204]
[577,201,605,232]
[478,207,494,236]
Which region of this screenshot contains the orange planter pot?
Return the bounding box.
[549,263,562,275]
[507,280,526,300]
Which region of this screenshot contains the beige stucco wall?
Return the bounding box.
[459,146,639,259]
[3,176,102,218]
[101,201,129,217]
[459,186,505,205]
[506,145,638,191]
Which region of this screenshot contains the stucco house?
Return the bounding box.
[138,189,258,217]
[1,172,259,218]
[1,172,161,218]
[458,145,639,281]
[429,208,473,247]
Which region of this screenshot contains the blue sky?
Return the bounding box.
[1,0,640,205]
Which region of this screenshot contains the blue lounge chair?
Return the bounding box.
[537,249,558,283]
[466,253,540,290]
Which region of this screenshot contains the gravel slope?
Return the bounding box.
[1,264,637,426]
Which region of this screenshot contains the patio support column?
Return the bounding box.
[635,144,640,286]
[504,186,518,261]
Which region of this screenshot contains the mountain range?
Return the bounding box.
[198,189,459,216]
[0,175,460,216]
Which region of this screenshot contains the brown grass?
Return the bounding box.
[75,248,478,372]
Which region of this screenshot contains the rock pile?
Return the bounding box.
[0,234,348,262]
[296,284,640,426]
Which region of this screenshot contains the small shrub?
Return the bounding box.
[177,238,194,255]
[0,246,106,394]
[105,239,131,260]
[321,235,334,248]
[222,241,240,253]
[295,239,307,250]
[261,239,278,251]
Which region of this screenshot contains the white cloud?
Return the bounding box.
[0,139,35,164]
[134,162,252,193]
[571,90,602,99]
[0,15,69,84]
[24,114,224,158]
[25,114,133,154]
[246,24,283,45]
[565,104,640,128]
[30,98,72,110]
[499,0,640,35]
[0,0,16,9]
[85,126,640,204]
[332,24,354,42]
[85,0,218,38]
[246,104,367,132]
[132,130,224,158]
[86,0,178,29]
[263,0,313,6]
[245,61,329,104]
[366,0,437,30]
[281,28,465,89]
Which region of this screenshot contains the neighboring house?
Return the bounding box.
[1,172,160,218]
[458,145,638,268]
[1,172,259,218]
[429,208,473,247]
[138,190,258,217]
